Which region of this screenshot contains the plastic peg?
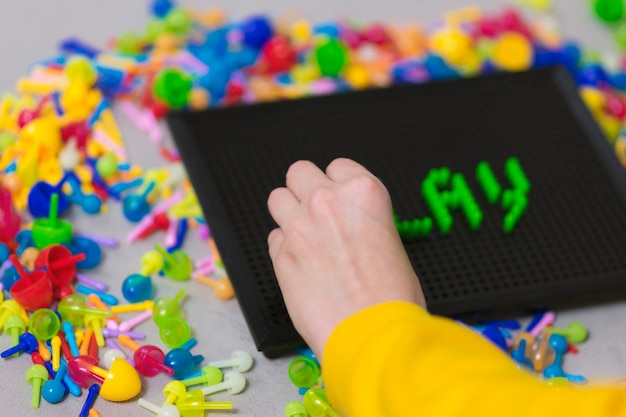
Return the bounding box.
[152,289,185,327]
[35,244,85,293]
[140,250,164,276]
[192,275,235,300]
[0,186,22,242]
[122,273,153,303]
[207,350,254,373]
[164,343,205,380]
[58,294,112,327]
[201,371,246,395]
[119,309,153,332]
[165,217,179,247]
[29,308,61,341]
[154,244,192,281]
[138,212,171,240]
[42,360,68,404]
[122,181,156,222]
[102,327,145,340]
[118,334,174,377]
[1,330,37,358]
[76,285,119,305]
[26,364,49,408]
[529,311,555,338]
[182,365,223,387]
[84,313,107,347]
[63,321,80,357]
[137,398,181,417]
[126,191,183,244]
[80,384,101,417]
[0,300,27,329]
[544,321,589,344]
[37,339,51,361]
[77,273,109,292]
[67,355,141,401]
[9,254,54,310]
[289,355,321,388]
[32,193,73,249]
[177,389,233,415]
[51,335,62,370]
[159,316,191,348]
[67,174,102,215]
[163,380,187,405]
[303,388,341,417]
[15,230,34,255]
[111,300,154,314]
[285,401,308,417]
[3,314,27,347]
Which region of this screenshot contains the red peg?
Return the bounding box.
[35,245,86,286]
[8,254,53,311]
[260,36,296,74]
[118,335,174,377]
[57,331,73,360]
[137,212,171,240]
[0,186,21,243]
[88,331,99,360]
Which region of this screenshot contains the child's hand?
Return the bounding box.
[267,158,426,359]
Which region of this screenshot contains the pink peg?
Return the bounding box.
[119,310,153,332]
[529,311,555,338]
[93,129,127,159]
[165,218,179,248]
[195,257,213,268]
[192,263,216,278]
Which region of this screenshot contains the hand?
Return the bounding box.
[267,158,426,359]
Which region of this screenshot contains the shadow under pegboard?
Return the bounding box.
[166,66,626,357]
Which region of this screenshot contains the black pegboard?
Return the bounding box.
[167,66,626,356]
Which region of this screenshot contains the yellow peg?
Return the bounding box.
[51,335,61,371]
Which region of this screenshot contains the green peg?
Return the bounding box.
[592,0,624,23]
[0,300,27,330]
[5,314,26,347]
[58,294,111,327]
[29,308,61,341]
[504,157,530,194]
[176,389,232,417]
[154,245,192,281]
[159,316,191,348]
[32,193,73,249]
[289,356,321,388]
[303,387,341,417]
[451,173,483,230]
[182,366,223,387]
[285,401,308,417]
[153,289,186,327]
[476,161,501,204]
[26,364,49,408]
[545,321,589,344]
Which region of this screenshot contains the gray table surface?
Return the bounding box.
[0,1,625,416]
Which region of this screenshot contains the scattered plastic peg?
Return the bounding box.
[528,311,555,338]
[42,360,68,404]
[119,309,152,332]
[37,339,51,361]
[163,380,187,405]
[176,389,233,416]
[29,308,61,341]
[77,274,109,292]
[111,300,154,314]
[164,340,205,379]
[58,294,112,327]
[51,335,62,370]
[67,355,141,401]
[122,273,153,303]
[1,328,37,358]
[192,275,235,300]
[126,191,184,243]
[207,350,254,373]
[285,401,308,417]
[85,313,107,347]
[32,193,73,249]
[137,212,171,240]
[80,384,101,417]
[27,173,71,218]
[159,316,191,349]
[3,314,27,347]
[138,398,181,417]
[154,245,192,281]
[0,243,8,264]
[102,327,145,340]
[511,339,534,369]
[544,321,589,344]
[67,173,102,215]
[35,244,86,296]
[26,364,49,408]
[123,180,156,222]
[63,321,80,356]
[0,186,22,243]
[64,236,102,269]
[9,254,54,310]
[201,371,246,395]
[543,362,587,383]
[140,250,164,276]
[289,355,321,388]
[76,285,119,306]
[303,388,341,417]
[14,230,34,255]
[152,289,186,327]
[118,334,174,377]
[0,299,27,330]
[182,366,223,387]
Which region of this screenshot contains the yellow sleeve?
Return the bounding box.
[322,301,626,417]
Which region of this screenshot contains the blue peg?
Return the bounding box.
[62,322,80,357]
[79,384,100,417]
[122,180,155,222]
[164,338,205,379]
[0,243,9,263]
[121,273,153,303]
[67,173,102,215]
[511,340,533,369]
[1,333,39,358]
[75,284,119,305]
[167,218,188,252]
[14,230,34,256]
[27,173,71,218]
[43,360,68,404]
[63,237,101,269]
[109,177,142,197]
